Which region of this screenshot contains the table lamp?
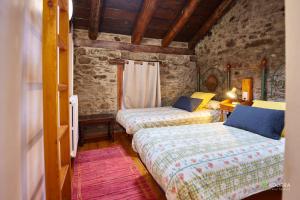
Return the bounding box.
[226,87,239,105]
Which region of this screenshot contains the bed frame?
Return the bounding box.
[245,188,282,200]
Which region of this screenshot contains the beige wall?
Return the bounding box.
[0,1,45,200]
[284,0,300,199]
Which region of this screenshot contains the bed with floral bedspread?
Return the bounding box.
[116,106,220,135]
[132,122,284,200]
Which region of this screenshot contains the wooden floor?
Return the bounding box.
[77,131,282,200]
[78,131,167,200]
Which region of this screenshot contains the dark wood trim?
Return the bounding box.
[131,0,159,44]
[117,64,124,110]
[108,58,125,65]
[188,0,235,49]
[74,39,195,55]
[88,0,103,40]
[109,58,164,65]
[162,0,200,47]
[244,187,282,200]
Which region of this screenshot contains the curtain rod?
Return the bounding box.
[125,59,162,64]
[108,58,162,65]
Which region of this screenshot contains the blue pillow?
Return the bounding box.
[224,105,284,140]
[173,96,203,112]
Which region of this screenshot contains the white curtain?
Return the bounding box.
[123,60,161,109]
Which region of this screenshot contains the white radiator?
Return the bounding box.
[69,95,78,157]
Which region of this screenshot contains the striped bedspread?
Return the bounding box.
[116,107,220,135]
[132,123,285,200]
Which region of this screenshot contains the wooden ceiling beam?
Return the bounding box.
[75,39,195,55]
[188,0,235,49]
[88,0,103,40]
[131,0,159,45]
[162,0,201,47]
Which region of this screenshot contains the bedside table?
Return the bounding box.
[220,99,252,121]
[79,114,115,145]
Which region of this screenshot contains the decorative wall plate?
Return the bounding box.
[201,67,225,92]
[204,74,218,92]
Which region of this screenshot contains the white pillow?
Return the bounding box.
[205,100,220,110]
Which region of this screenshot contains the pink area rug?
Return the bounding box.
[72,145,159,200]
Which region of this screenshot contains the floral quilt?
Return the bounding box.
[116,107,220,135]
[132,123,285,200]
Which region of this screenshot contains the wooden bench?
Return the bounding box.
[79,114,115,145]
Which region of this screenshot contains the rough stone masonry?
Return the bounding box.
[196,0,285,101]
[73,30,197,115]
[74,0,285,116]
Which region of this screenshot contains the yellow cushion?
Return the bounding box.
[252,100,286,110]
[191,92,216,111]
[252,100,286,136]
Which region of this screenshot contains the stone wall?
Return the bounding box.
[73,30,197,115]
[195,0,285,101]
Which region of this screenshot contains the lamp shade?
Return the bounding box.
[227,87,237,99]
